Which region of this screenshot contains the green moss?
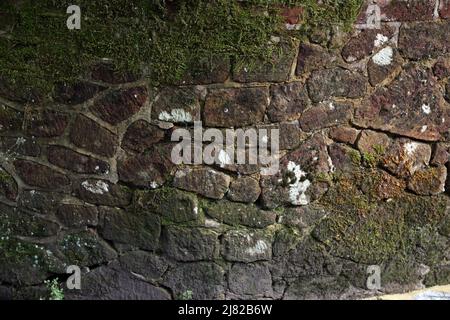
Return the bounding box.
[0,0,363,97]
[362,144,386,168]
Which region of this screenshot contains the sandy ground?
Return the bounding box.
[368,285,450,300]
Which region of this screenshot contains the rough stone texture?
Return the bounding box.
[56,204,98,228]
[227,176,261,203]
[399,22,450,60]
[151,87,201,124]
[47,146,109,174]
[75,179,132,207]
[54,81,106,105]
[228,263,272,298]
[355,66,450,142]
[25,109,68,137]
[173,167,231,199]
[13,160,70,189]
[177,56,230,85]
[222,229,272,262]
[91,63,139,84]
[433,57,450,80]
[70,115,118,157]
[0,167,18,201]
[299,100,353,132]
[357,0,438,23]
[329,127,360,145]
[204,88,269,127]
[267,82,309,122]
[432,143,450,166]
[121,120,165,153]
[408,166,447,195]
[441,0,450,18]
[296,43,332,75]
[307,68,366,103]
[90,87,147,125]
[0,106,22,135]
[357,130,392,154]
[368,47,402,86]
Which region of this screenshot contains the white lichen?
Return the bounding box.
[327,156,336,173]
[404,142,419,156]
[420,125,428,133]
[149,181,159,189]
[286,161,311,206]
[158,108,193,123]
[81,180,109,194]
[245,239,269,256]
[372,46,393,66]
[421,104,431,115]
[374,33,389,47]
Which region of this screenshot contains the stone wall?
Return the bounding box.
[1,0,450,300]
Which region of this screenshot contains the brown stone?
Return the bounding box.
[91,63,139,84]
[173,167,231,200]
[204,87,269,127]
[357,130,392,154]
[408,166,447,195]
[296,43,332,75]
[14,160,70,189]
[329,127,360,145]
[431,143,450,166]
[121,120,165,153]
[69,115,118,157]
[90,87,148,125]
[227,176,261,203]
[328,143,359,174]
[299,101,353,132]
[361,170,406,200]
[53,81,106,105]
[56,204,98,227]
[47,145,109,174]
[279,121,306,150]
[441,0,450,18]
[177,56,230,85]
[307,68,366,103]
[25,109,68,137]
[152,87,201,124]
[267,82,309,122]
[75,179,132,207]
[433,57,450,80]
[368,47,402,86]
[357,0,438,23]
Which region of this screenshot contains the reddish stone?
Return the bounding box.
[204,87,269,127]
[47,145,109,174]
[441,0,450,18]
[280,6,304,25]
[91,63,139,84]
[408,166,447,195]
[151,87,201,124]
[121,120,165,153]
[267,82,309,122]
[329,127,360,145]
[54,81,106,105]
[75,179,132,207]
[69,115,118,157]
[433,57,450,80]
[357,0,437,23]
[25,109,68,137]
[90,87,148,125]
[431,143,450,165]
[357,130,392,154]
[296,43,332,75]
[14,160,70,189]
[299,101,353,132]
[368,47,402,86]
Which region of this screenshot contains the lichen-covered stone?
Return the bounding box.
[70,115,118,157]
[53,81,106,105]
[47,145,109,174]
[204,87,269,127]
[18,190,62,215]
[328,143,360,174]
[90,87,148,125]
[121,120,165,153]
[25,109,68,137]
[56,204,98,228]
[151,87,201,124]
[75,179,132,207]
[357,0,438,23]
[227,176,261,203]
[162,226,219,262]
[433,57,450,80]
[399,22,450,60]
[296,43,332,75]
[329,127,360,145]
[299,100,353,131]
[355,66,450,141]
[14,160,70,189]
[173,167,231,200]
[431,143,450,166]
[368,47,402,86]
[222,229,272,262]
[267,82,309,122]
[228,263,272,298]
[408,166,447,195]
[0,136,40,157]
[356,130,391,154]
[91,63,139,84]
[307,68,366,103]
[177,56,230,85]
[119,251,168,281]
[98,207,160,251]
[203,200,276,229]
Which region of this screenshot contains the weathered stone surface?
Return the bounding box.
[0,137,40,157]
[222,229,272,262]
[299,100,353,131]
[431,143,450,165]
[204,87,269,127]
[70,115,118,157]
[75,179,132,207]
[18,190,62,215]
[368,46,402,86]
[357,0,438,23]
[307,68,366,103]
[278,121,305,150]
[355,66,450,141]
[162,226,219,262]
[98,207,160,251]
[91,63,139,84]
[118,144,174,188]
[399,22,450,60]
[296,43,332,75]
[119,251,168,281]
[14,160,70,189]
[203,200,276,229]
[357,130,392,154]
[136,188,199,223]
[278,207,327,231]
[329,127,360,144]
[328,143,360,174]
[0,167,18,201]
[233,41,295,83]
[228,263,272,297]
[0,77,41,104]
[361,170,406,200]
[173,167,231,199]
[260,134,331,208]
[47,146,109,174]
[1,207,60,238]
[342,26,394,62]
[433,57,450,80]
[90,87,147,125]
[163,262,225,299]
[382,139,432,178]
[25,109,68,137]
[56,204,98,227]
[69,264,170,300]
[59,230,117,267]
[121,120,165,153]
[178,56,230,85]
[227,176,261,203]
[54,81,106,105]
[408,166,447,195]
[267,82,309,122]
[441,0,450,18]
[447,83,450,103]
[151,87,201,124]
[0,105,22,135]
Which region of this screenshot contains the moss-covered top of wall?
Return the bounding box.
[0,0,362,97]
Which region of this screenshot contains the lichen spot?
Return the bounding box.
[159,109,193,123]
[422,104,431,115]
[81,180,109,194]
[286,161,311,206]
[372,46,393,66]
[374,33,388,47]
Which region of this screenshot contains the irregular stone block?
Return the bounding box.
[368,46,402,86]
[121,120,165,153]
[299,100,353,132]
[119,251,168,281]
[53,81,106,105]
[408,166,447,195]
[56,204,98,228]
[296,43,332,75]
[222,229,272,262]
[329,127,360,145]
[0,167,18,201]
[151,87,201,124]
[267,82,309,122]
[356,130,392,154]
[75,179,132,207]
[0,105,22,135]
[14,160,70,189]
[47,145,109,174]
[228,263,272,297]
[25,109,68,137]
[227,176,261,203]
